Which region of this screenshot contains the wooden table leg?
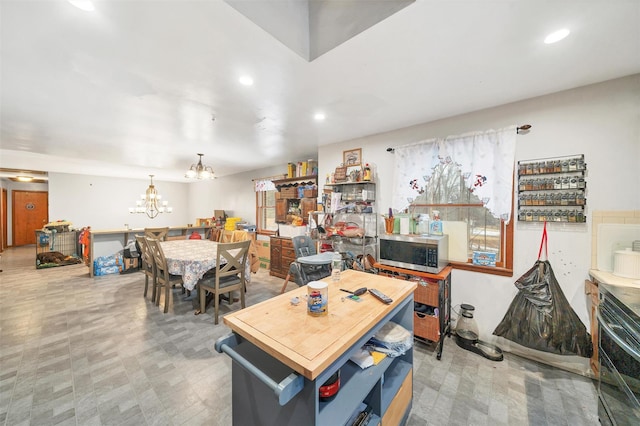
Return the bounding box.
[280,273,291,293]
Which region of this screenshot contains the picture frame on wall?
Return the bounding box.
[343,148,362,166]
[346,166,362,182]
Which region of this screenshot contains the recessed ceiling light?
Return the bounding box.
[314,113,326,121]
[544,29,570,44]
[16,176,34,182]
[239,76,254,86]
[68,1,95,12]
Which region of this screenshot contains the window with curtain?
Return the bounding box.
[255,177,279,234]
[392,126,517,274]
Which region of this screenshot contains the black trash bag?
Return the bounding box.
[493,259,592,358]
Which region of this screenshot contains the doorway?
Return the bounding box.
[12,190,48,246]
[1,188,6,250]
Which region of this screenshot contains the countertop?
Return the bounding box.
[90,225,211,235]
[223,269,417,380]
[589,269,640,289]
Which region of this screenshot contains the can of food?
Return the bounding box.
[307,281,328,316]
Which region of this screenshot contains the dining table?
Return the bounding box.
[160,239,219,292]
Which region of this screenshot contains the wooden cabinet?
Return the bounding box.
[300,197,317,222]
[269,236,295,279]
[273,176,318,224]
[585,278,599,377]
[275,199,289,223]
[376,263,452,360]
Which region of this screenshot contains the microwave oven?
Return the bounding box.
[377,234,449,274]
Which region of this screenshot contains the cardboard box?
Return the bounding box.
[472,251,496,267]
[259,256,270,270]
[123,257,139,270]
[256,240,270,260]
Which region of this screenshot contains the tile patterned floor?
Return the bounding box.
[0,246,599,425]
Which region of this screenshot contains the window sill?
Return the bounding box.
[449,260,513,277]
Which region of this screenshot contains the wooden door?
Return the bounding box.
[275,199,288,223]
[12,190,48,246]
[300,198,317,224]
[1,188,7,250]
[270,237,282,276]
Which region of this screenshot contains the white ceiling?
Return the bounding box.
[1,0,639,182]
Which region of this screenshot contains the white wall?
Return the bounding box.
[48,173,190,229]
[187,164,287,223]
[12,75,640,373]
[319,74,640,373]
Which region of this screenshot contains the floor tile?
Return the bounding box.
[0,246,599,425]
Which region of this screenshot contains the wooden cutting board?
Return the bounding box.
[224,269,416,380]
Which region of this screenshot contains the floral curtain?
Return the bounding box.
[392,126,517,222]
[254,179,276,192]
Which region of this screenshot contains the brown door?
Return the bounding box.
[1,188,7,251]
[12,190,48,246]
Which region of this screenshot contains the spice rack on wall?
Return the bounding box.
[517,154,587,223]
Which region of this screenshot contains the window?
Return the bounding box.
[254,177,279,235]
[409,161,513,275]
[256,190,277,234]
[391,126,517,276]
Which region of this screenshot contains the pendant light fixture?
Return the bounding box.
[185,153,215,179]
[129,175,172,219]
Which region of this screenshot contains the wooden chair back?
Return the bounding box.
[144,227,169,241]
[198,240,251,324]
[135,235,156,299]
[146,237,183,313]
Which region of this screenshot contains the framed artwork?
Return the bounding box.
[343,148,362,166]
[346,166,362,182]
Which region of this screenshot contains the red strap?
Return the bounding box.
[538,221,548,260]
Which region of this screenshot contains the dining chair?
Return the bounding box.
[135,235,157,300]
[146,237,184,313]
[144,227,170,241]
[197,240,250,324]
[280,235,332,293]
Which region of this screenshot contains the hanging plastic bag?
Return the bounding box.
[493,222,592,357]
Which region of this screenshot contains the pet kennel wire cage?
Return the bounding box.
[35,230,80,268]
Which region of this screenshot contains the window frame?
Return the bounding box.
[255,189,277,236]
[411,178,515,277]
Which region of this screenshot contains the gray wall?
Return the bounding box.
[48,173,190,230]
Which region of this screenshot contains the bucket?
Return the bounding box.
[307,281,328,316]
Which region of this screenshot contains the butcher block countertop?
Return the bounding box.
[223,269,417,380]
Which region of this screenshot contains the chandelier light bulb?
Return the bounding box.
[185,153,215,180]
[129,174,172,219]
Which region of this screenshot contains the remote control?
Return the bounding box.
[368,288,393,304]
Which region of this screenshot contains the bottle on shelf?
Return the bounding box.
[331,251,342,281]
[363,163,372,181]
[430,210,443,236]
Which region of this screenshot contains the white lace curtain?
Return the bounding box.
[392,126,517,222]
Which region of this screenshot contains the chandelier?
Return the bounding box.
[129,175,173,219]
[185,153,215,179]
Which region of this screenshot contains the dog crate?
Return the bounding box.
[35,230,80,268]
